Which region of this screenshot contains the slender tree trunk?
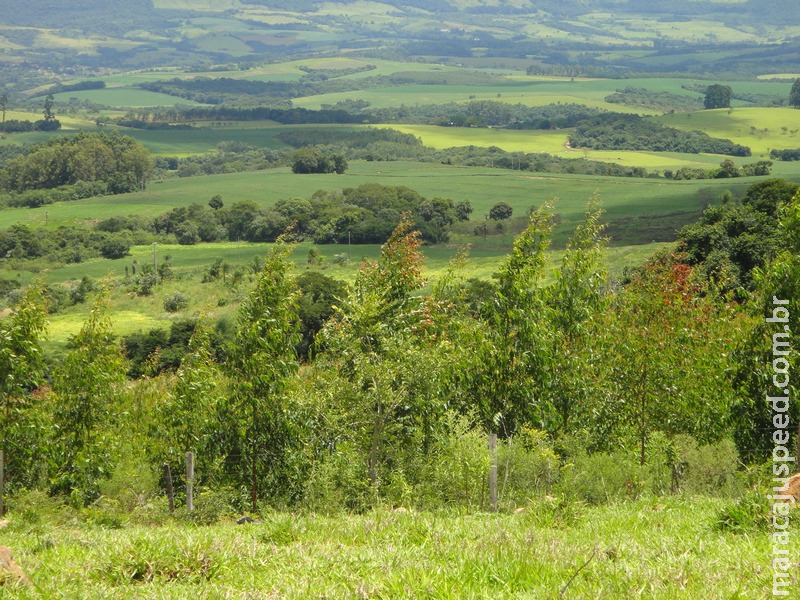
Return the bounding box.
[251,399,258,513]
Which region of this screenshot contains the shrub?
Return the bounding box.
[557,451,646,504]
[419,411,489,509]
[331,253,350,266]
[163,292,190,313]
[496,426,560,507]
[715,489,772,533]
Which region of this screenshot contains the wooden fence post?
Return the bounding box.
[488,433,498,512]
[163,463,174,515]
[186,452,195,513]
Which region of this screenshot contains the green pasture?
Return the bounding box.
[0,495,786,598]
[112,123,289,156]
[50,87,207,108]
[289,75,741,113]
[658,107,800,157]
[0,161,764,246]
[382,124,747,170]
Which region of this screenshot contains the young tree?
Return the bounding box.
[0,93,7,123]
[790,78,800,109]
[545,196,609,431]
[51,291,126,504]
[467,205,554,434]
[704,84,733,109]
[488,201,514,221]
[313,214,460,502]
[224,241,300,511]
[156,319,226,486]
[590,252,737,463]
[0,285,48,491]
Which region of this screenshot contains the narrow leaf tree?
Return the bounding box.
[225,241,300,512]
[469,205,554,434]
[0,285,47,491]
[52,291,126,504]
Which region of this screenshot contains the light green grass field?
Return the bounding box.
[658,108,800,157]
[19,238,667,347]
[383,124,744,170]
[0,161,751,237]
[0,496,787,598]
[49,87,207,108]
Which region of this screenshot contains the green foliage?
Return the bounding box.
[488,201,513,221]
[678,178,799,293]
[468,205,554,434]
[0,131,154,194]
[569,113,750,156]
[730,189,800,463]
[163,291,190,313]
[291,147,348,174]
[704,84,733,109]
[545,197,608,431]
[208,194,223,210]
[51,291,127,505]
[0,284,48,491]
[223,241,301,510]
[295,271,347,359]
[789,78,800,109]
[589,251,737,462]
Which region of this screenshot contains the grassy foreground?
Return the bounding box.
[0,496,786,598]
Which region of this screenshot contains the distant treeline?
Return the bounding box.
[147,184,464,246]
[569,113,751,156]
[0,118,61,133]
[680,82,787,107]
[38,80,106,96]
[118,100,602,130]
[117,105,374,125]
[604,87,702,112]
[0,183,466,269]
[770,148,800,161]
[138,71,513,105]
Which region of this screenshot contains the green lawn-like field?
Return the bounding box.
[0,161,755,242]
[0,496,788,598]
[383,124,750,170]
[50,87,208,108]
[658,107,800,157]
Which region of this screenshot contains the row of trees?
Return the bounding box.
[148,184,468,246]
[1,182,796,511]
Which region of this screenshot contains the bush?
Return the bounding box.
[163,291,190,313]
[496,427,560,507]
[100,236,131,259]
[422,411,489,509]
[557,451,646,504]
[715,489,772,533]
[671,435,739,496]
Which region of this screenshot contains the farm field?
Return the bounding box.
[0,496,786,599]
[0,161,760,244]
[383,124,756,170]
[657,107,800,157]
